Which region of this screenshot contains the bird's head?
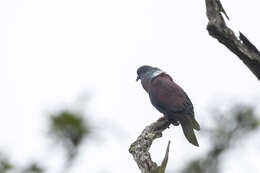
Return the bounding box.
[136,65,162,82]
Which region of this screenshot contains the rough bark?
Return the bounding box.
[129,118,171,173]
[205,0,260,80]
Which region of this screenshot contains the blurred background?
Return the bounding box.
[0,0,260,173]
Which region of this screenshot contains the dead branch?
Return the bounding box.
[205,0,260,80]
[129,118,171,173]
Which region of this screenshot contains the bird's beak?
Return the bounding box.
[136,76,140,82]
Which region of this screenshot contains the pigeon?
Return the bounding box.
[136,65,200,146]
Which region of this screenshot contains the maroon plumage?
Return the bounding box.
[137,65,200,146]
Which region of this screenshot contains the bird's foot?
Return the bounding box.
[171,121,180,126]
[157,116,167,121]
[157,116,171,128]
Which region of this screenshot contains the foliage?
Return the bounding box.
[49,110,90,160]
[21,163,44,173]
[0,154,12,173]
[181,104,260,173]
[0,102,258,173]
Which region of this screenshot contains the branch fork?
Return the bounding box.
[129,118,171,173]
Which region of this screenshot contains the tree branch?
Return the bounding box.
[205,0,260,80]
[129,118,171,173]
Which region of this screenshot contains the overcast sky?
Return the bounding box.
[0,0,260,173]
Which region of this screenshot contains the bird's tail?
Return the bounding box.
[180,117,200,147]
[191,118,200,131]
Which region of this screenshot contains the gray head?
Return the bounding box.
[136,65,162,81]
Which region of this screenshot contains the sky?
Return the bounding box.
[0,0,260,173]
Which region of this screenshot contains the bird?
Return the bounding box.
[136,65,200,146]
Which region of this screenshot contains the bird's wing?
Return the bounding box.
[149,74,188,113]
[150,74,200,135]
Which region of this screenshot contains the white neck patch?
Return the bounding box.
[151,70,164,79]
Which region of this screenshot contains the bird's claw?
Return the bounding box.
[157,116,167,121]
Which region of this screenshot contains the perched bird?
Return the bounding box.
[136,65,200,146]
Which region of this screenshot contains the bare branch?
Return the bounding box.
[129,118,171,173]
[151,141,171,173]
[205,0,260,80]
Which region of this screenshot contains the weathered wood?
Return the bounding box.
[129,118,171,173]
[205,0,260,80]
